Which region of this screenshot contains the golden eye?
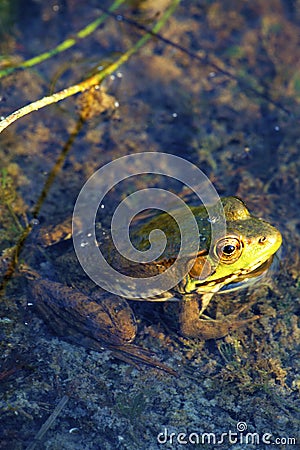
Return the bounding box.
[215,236,242,264]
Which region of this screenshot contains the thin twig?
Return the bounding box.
[99,6,293,117]
[25,395,69,450]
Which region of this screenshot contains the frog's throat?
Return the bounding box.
[187,255,274,296]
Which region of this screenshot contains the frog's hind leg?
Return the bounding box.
[24,271,176,374]
[30,277,137,346]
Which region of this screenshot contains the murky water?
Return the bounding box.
[0,1,299,449]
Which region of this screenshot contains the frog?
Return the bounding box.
[23,196,282,373]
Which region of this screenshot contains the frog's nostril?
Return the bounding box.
[258,236,267,244]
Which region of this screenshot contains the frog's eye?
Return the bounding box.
[215,236,242,264]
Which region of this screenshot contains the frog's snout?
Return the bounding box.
[259,226,282,254]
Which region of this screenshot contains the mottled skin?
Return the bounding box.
[25,197,282,372]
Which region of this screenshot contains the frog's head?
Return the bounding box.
[188,197,282,293]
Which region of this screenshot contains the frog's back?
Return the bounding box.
[131,203,211,262]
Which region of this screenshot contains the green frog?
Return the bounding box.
[24,196,282,373]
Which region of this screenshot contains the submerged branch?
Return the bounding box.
[25,395,69,450]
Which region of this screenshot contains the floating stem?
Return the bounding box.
[0,0,180,134]
[0,0,125,79]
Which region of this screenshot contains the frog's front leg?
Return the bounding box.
[179,294,259,340]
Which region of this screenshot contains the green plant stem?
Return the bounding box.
[0,0,180,135]
[0,0,125,79]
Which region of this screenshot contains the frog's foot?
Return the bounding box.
[61,333,177,375]
[179,296,260,340]
[107,343,178,376]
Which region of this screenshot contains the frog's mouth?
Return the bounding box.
[194,255,276,295]
[217,255,277,293]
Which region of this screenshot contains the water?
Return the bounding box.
[0,1,299,449]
